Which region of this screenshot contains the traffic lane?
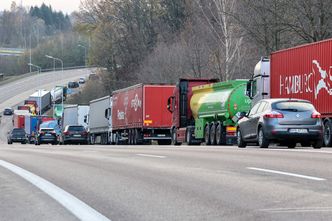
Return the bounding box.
[0,164,77,221]
[1,146,332,220]
[0,68,93,112]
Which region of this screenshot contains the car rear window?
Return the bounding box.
[274,101,314,112]
[12,129,25,134]
[68,126,85,131]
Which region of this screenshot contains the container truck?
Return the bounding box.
[25,115,39,143]
[168,79,251,145]
[246,38,332,147]
[29,90,51,114]
[62,105,89,129]
[51,86,66,103]
[13,110,30,129]
[88,96,112,144]
[111,84,175,145]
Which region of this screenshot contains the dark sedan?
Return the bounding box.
[237,99,323,149]
[7,128,27,144]
[61,125,88,145]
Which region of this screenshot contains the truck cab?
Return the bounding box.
[167,78,218,145]
[247,57,271,105]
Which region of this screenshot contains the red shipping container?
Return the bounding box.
[112,84,175,130]
[13,110,30,129]
[271,39,332,117]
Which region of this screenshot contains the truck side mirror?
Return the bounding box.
[246,80,253,99]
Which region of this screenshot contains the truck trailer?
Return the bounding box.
[247,38,332,147]
[29,90,51,114]
[88,96,112,145]
[112,84,175,145]
[62,104,89,129]
[168,79,251,145]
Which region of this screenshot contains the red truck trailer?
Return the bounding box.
[13,110,30,129]
[247,38,332,146]
[112,84,175,145]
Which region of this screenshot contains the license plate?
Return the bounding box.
[289,129,308,133]
[45,134,51,136]
[74,134,81,137]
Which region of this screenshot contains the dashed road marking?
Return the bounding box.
[247,167,326,181]
[136,154,167,159]
[0,160,111,221]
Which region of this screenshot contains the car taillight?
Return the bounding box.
[311,111,321,119]
[226,126,236,136]
[64,131,69,135]
[264,111,284,119]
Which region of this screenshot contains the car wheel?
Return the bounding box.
[204,124,211,145]
[258,127,269,148]
[287,142,296,149]
[237,129,247,148]
[323,120,332,147]
[313,139,323,149]
[7,141,12,145]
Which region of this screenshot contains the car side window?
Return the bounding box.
[257,102,267,114]
[249,102,261,117]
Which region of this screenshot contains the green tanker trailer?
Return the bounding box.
[189,80,251,145]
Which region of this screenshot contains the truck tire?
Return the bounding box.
[171,128,180,146]
[115,132,120,145]
[323,120,332,147]
[209,123,216,145]
[133,129,138,145]
[128,129,133,145]
[204,124,211,145]
[258,127,269,148]
[237,129,246,148]
[186,128,193,145]
[216,123,226,145]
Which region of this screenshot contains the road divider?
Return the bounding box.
[247,167,326,181]
[0,160,111,221]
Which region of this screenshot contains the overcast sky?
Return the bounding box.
[0,0,82,14]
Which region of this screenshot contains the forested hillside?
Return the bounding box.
[74,0,332,98]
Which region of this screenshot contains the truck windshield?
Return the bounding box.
[274,101,314,112]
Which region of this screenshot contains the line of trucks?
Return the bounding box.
[10,38,332,147]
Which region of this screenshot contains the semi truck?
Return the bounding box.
[25,115,39,143]
[62,105,89,129]
[247,38,332,147]
[29,90,51,114]
[168,79,251,145]
[88,96,112,144]
[112,84,175,145]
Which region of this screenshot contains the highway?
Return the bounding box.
[1,125,332,221]
[1,68,332,220]
[0,68,93,112]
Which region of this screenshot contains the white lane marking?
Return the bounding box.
[260,207,332,213]
[264,149,332,154]
[0,160,111,221]
[136,154,166,159]
[247,167,326,181]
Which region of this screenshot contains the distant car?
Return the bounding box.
[61,125,88,145]
[79,77,86,84]
[35,128,58,145]
[7,128,27,144]
[237,99,323,149]
[68,81,79,88]
[3,107,13,115]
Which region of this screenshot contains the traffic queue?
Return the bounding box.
[5,38,332,149]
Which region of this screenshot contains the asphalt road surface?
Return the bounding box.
[1,136,332,221]
[0,68,94,112]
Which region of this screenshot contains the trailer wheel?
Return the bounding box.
[323,120,332,147]
[128,129,132,145]
[204,124,211,145]
[216,123,226,145]
[209,123,216,145]
[115,132,120,145]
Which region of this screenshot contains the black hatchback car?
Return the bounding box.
[7,128,27,144]
[237,99,323,149]
[3,107,13,115]
[35,128,58,145]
